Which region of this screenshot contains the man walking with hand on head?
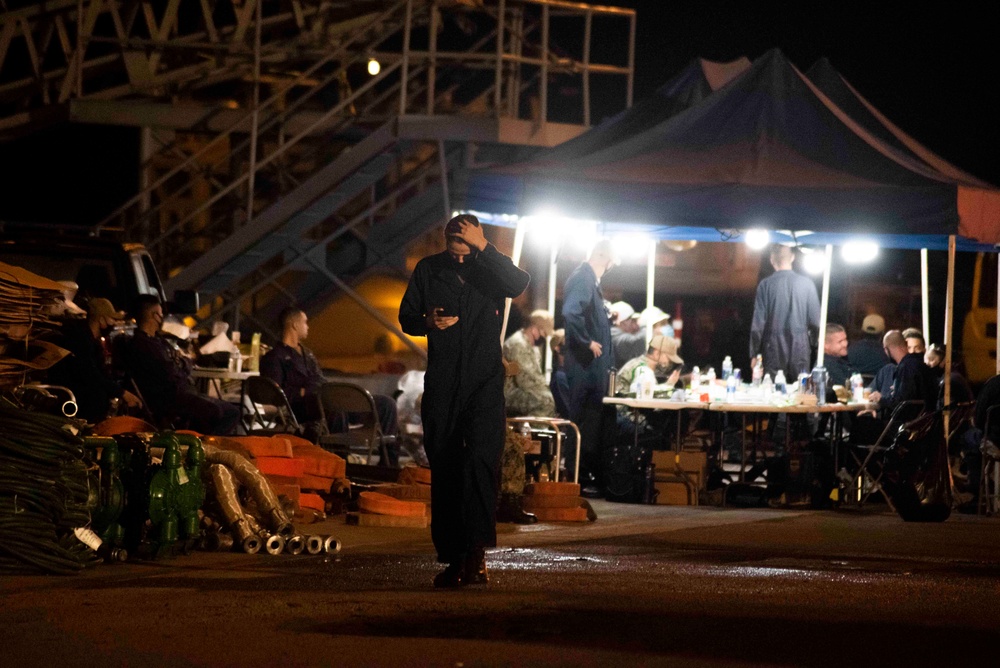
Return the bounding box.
[399,213,529,588]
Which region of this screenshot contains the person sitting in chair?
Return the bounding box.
[49,297,142,424]
[260,307,400,466]
[125,295,240,435]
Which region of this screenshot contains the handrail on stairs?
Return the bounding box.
[92,0,421,235]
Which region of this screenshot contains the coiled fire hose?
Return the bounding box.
[0,398,100,574]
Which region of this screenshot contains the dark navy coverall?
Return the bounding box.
[399,244,529,563]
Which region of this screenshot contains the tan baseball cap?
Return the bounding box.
[648,334,683,364]
[88,297,125,320]
[862,314,885,334]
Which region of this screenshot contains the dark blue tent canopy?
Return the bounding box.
[459,49,1000,250]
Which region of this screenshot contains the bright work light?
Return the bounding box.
[841,241,879,264]
[744,228,770,250]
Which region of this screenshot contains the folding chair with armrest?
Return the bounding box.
[317,382,397,466]
[245,376,301,435]
[850,399,925,508]
[979,405,1000,516]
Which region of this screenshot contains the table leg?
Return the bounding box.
[740,414,747,482]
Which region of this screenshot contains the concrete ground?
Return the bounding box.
[3,502,999,667]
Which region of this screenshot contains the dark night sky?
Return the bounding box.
[616,1,1000,185]
[1,2,998,225]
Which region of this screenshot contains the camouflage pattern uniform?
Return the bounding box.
[500,428,528,494]
[616,354,652,395]
[503,329,556,417]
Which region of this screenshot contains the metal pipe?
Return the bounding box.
[645,239,656,342]
[501,216,528,342]
[816,244,833,368]
[245,0,262,228]
[495,0,505,117]
[545,243,558,378]
[399,0,413,116]
[438,139,450,218]
[626,12,636,107]
[306,535,324,555]
[921,248,930,341]
[265,534,285,555]
[945,236,956,417]
[323,536,342,554]
[427,0,437,115]
[583,9,591,126]
[286,535,305,555]
[540,2,549,125]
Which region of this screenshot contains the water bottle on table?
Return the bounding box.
[722,356,733,380]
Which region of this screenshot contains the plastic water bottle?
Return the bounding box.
[690,366,701,391]
[752,357,763,387]
[726,373,736,402]
[762,373,773,401]
[706,367,716,385]
[774,370,787,396]
[722,356,733,381]
[852,373,864,403]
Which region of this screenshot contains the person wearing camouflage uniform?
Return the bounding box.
[504,310,557,417]
[498,310,555,523]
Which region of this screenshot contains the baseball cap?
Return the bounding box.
[862,314,885,335]
[648,334,684,364]
[638,306,670,328]
[610,301,638,321]
[88,297,125,320]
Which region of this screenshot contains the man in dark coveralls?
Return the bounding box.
[399,213,529,588]
[562,239,617,496]
[749,244,821,379]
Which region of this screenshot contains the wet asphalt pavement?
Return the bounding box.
[3,503,999,667]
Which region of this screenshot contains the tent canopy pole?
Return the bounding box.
[816,245,833,368]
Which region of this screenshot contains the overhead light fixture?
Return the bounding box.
[802,251,827,276]
[367,58,381,76]
[744,228,770,250]
[841,240,879,264]
[612,233,652,260]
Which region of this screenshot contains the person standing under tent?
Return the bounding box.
[562,239,617,497]
[749,244,821,379]
[398,213,530,588]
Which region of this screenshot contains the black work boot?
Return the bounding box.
[465,547,488,585]
[496,493,537,525]
[433,560,465,589]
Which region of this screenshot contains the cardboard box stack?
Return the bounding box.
[650,450,707,506]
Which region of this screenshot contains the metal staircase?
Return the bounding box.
[1,0,637,351]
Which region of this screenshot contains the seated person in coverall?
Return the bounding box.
[126,295,240,435]
[399,213,530,588]
[50,297,142,423]
[260,307,399,465]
